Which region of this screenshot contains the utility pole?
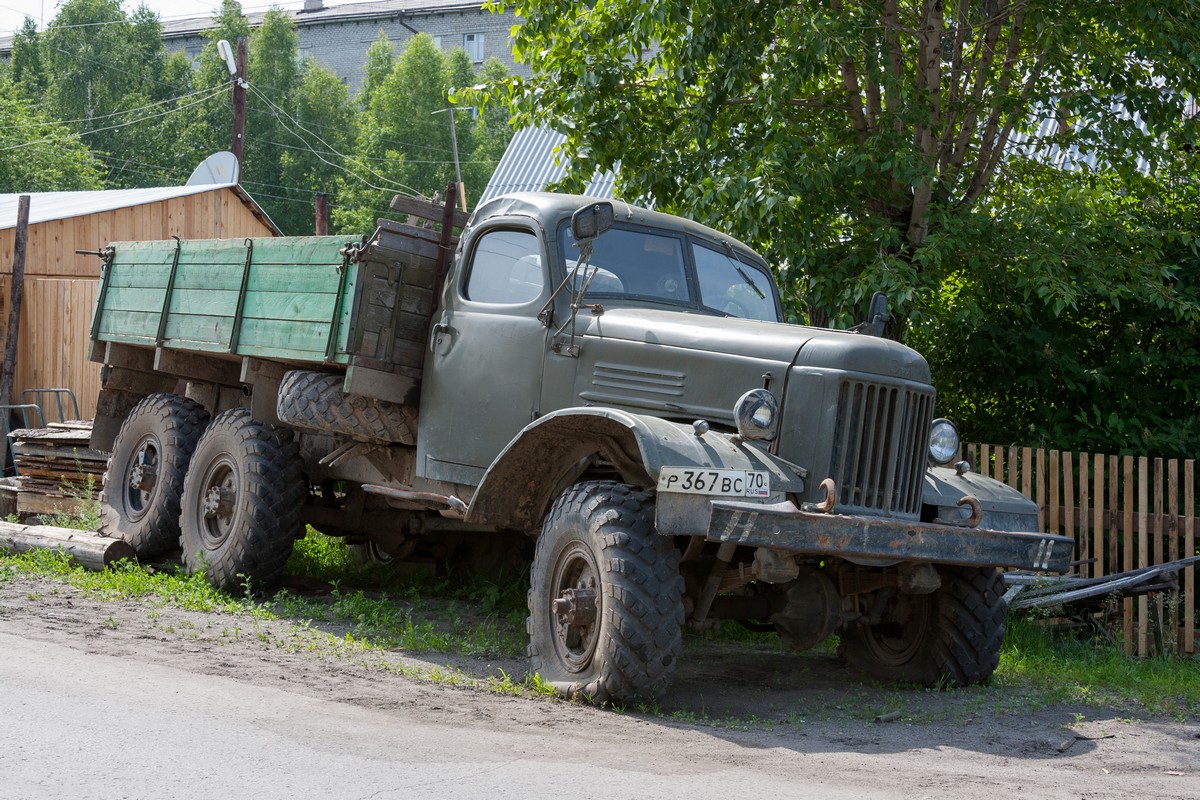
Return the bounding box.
[433,107,467,211]
[314,193,329,235]
[2,195,30,408]
[231,37,248,176]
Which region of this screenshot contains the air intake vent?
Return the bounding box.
[829,380,934,517]
[578,362,685,410]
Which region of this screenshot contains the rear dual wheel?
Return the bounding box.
[179,408,304,593]
[99,393,210,558]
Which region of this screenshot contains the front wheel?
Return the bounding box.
[838,566,1006,687]
[528,481,684,705]
[179,408,303,592]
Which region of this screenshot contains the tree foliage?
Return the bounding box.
[485,0,1200,457]
[0,74,104,192]
[334,34,512,232]
[488,0,1199,322]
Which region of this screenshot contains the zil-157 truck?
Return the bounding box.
[87,189,1073,703]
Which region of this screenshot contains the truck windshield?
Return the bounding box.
[559,223,780,322]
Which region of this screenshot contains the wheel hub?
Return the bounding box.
[552,587,597,627]
[202,486,236,519]
[550,544,603,673]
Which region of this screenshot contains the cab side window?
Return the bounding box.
[465,229,544,304]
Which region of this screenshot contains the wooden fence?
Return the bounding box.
[964,444,1196,657]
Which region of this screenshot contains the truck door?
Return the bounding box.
[416,225,551,487]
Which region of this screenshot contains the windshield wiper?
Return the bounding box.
[734,265,766,300]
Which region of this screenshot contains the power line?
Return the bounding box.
[247,81,424,198]
[0,84,226,131]
[0,85,226,152]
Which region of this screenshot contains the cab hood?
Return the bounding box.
[568,308,932,425]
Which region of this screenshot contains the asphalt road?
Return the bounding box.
[0,632,875,800]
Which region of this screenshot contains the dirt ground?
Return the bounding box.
[2,573,1198,798]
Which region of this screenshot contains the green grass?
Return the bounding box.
[995,614,1200,718]
[2,527,1196,719]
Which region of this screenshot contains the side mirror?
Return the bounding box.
[854,291,889,337]
[571,202,614,242]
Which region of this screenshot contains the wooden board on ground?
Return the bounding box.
[0,520,133,570]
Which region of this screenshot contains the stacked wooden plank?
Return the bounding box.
[7,422,106,518]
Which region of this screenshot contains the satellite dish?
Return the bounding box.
[186,152,240,186]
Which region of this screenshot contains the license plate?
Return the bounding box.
[657,467,770,498]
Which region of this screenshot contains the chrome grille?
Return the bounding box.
[829,380,934,517]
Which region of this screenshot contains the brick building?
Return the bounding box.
[0,1,525,91]
[163,0,525,90]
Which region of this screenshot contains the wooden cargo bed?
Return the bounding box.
[90,220,445,381]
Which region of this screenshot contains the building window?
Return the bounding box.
[464,32,484,62]
[185,45,202,64]
[432,35,443,50]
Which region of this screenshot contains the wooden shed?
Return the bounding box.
[0,184,279,420]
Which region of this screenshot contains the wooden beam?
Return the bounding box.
[1,195,29,408]
[389,194,469,229]
[0,521,135,570]
[155,347,241,386]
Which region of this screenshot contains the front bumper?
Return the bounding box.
[656,494,1073,573]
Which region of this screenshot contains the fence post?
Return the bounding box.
[1138,457,1150,656]
[1186,460,1195,655]
[1123,455,1135,653]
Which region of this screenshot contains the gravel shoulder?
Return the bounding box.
[1,574,1197,799]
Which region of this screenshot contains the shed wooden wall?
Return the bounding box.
[0,189,275,420]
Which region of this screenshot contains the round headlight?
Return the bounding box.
[928,418,960,465]
[734,389,779,441]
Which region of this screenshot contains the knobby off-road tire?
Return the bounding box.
[179,408,303,593]
[276,370,417,445]
[98,393,210,558]
[528,481,684,705]
[839,566,1006,687]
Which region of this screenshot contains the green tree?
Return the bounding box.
[912,157,1200,458]
[40,0,174,188]
[242,8,306,232]
[0,74,104,191]
[9,17,46,98]
[460,57,515,204]
[279,58,356,233]
[357,31,396,112]
[334,34,459,232]
[174,0,253,177]
[483,0,1200,456]
[485,0,1200,328]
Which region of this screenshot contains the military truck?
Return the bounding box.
[87,190,1072,703]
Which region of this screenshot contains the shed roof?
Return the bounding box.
[0,183,280,235]
[477,126,616,207]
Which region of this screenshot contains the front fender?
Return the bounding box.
[466,407,805,531]
[923,466,1041,532]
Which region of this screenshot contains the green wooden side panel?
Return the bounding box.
[96,309,161,341]
[95,236,361,363]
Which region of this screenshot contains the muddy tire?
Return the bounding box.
[98,393,210,558]
[528,481,684,705]
[179,408,303,592]
[276,370,416,445]
[839,566,1006,687]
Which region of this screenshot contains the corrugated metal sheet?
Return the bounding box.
[478,126,617,206]
[1008,101,1155,173]
[0,183,280,234]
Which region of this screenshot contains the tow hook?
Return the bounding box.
[936,495,984,528]
[801,478,837,514]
